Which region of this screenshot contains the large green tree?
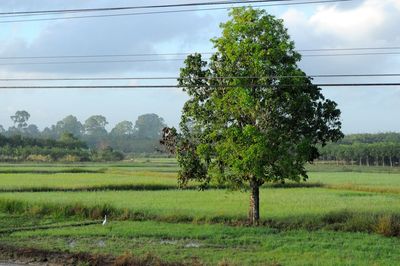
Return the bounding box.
[134,113,166,139]
[163,7,343,224]
[84,115,108,136]
[55,115,84,137]
[110,121,134,136]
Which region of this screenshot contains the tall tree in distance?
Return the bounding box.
[10,110,30,131]
[110,121,134,136]
[163,7,343,224]
[55,115,84,137]
[134,113,166,139]
[84,115,108,136]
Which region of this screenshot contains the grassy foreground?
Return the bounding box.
[1,216,399,266]
[0,161,399,265]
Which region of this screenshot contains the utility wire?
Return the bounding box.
[0,0,349,16]
[0,52,398,66]
[0,74,399,82]
[0,0,352,24]
[0,83,399,90]
[0,46,399,60]
[299,46,400,52]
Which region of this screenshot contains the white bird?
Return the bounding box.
[102,215,107,226]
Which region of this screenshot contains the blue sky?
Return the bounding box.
[0,0,399,133]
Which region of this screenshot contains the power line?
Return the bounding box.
[0,0,352,24]
[0,52,398,66]
[302,52,400,57]
[0,0,350,16]
[0,83,399,90]
[0,73,399,82]
[0,1,306,16]
[0,46,398,61]
[299,46,400,52]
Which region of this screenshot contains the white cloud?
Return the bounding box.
[280,0,400,133]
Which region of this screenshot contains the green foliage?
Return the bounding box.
[110,121,134,136]
[320,138,400,166]
[165,7,342,222]
[54,115,84,137]
[0,134,90,162]
[90,146,124,162]
[84,115,108,137]
[134,113,166,139]
[10,110,30,129]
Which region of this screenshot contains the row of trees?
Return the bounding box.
[0,111,167,154]
[320,139,400,167]
[0,133,123,162]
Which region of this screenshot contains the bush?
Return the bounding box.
[60,154,81,163]
[375,215,400,237]
[26,154,53,162]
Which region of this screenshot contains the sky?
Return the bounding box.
[0,0,399,134]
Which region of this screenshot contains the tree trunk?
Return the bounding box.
[249,182,260,225]
[390,157,393,167]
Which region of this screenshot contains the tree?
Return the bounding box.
[10,110,30,130]
[0,125,4,134]
[55,115,84,137]
[163,7,342,224]
[134,113,166,139]
[110,121,134,136]
[25,124,40,138]
[84,115,108,136]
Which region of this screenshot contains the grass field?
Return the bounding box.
[0,160,399,265]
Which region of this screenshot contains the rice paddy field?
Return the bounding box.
[0,160,399,265]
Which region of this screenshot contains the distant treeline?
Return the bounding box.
[319,133,400,167]
[0,133,123,162]
[0,111,166,154]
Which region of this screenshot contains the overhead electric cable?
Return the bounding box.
[0,0,352,23]
[0,46,398,61]
[0,0,350,16]
[0,73,399,82]
[0,52,398,66]
[0,83,399,90]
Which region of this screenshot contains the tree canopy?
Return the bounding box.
[134,113,166,139]
[163,7,343,224]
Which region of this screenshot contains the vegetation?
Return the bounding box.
[319,133,400,166]
[0,161,399,265]
[0,111,166,154]
[163,7,342,224]
[0,133,123,162]
[1,218,399,266]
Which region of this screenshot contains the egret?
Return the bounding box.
[102,215,107,226]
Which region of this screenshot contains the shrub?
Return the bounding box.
[375,215,400,237]
[26,154,52,162]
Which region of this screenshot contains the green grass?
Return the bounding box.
[308,172,400,193]
[1,217,399,266]
[0,161,399,265]
[0,188,399,231]
[0,170,180,192]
